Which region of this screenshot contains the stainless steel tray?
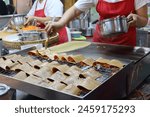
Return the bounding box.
[0,43,150,100]
[71,43,150,95]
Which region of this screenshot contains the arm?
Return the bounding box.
[25,16,50,24]
[45,6,83,33]
[56,6,83,27]
[33,16,51,23]
[127,5,148,28]
[25,16,61,25]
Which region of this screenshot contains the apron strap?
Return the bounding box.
[43,0,47,9]
[35,0,38,11]
[35,0,48,11]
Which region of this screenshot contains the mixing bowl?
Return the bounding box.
[12,15,25,27]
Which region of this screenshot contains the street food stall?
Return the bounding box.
[0,0,150,100]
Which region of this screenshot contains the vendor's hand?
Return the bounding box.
[127,13,138,27]
[24,16,35,26]
[45,21,63,35]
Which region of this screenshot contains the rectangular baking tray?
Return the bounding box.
[0,43,141,100]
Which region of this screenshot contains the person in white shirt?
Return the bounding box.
[25,0,63,28]
[25,0,69,44]
[45,0,149,46]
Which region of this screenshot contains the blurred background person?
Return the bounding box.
[7,4,15,14]
[25,0,68,44]
[0,0,8,15]
[25,0,63,27]
[13,0,32,14]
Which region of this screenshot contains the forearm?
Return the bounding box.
[136,5,148,28]
[34,17,61,23]
[136,15,148,27]
[128,5,148,28]
[45,6,83,33]
[33,16,51,23]
[57,6,82,27]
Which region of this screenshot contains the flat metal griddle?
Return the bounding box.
[0,43,150,100]
[69,43,150,95]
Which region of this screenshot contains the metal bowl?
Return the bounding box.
[18,31,42,41]
[99,16,128,38]
[0,83,10,96]
[12,15,25,27]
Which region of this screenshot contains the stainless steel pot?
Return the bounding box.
[99,16,131,38]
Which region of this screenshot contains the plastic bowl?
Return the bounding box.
[71,31,82,38]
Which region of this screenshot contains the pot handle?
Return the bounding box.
[126,17,133,23]
[92,19,99,24]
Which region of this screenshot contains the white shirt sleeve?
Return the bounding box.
[75,0,149,11]
[74,0,98,11]
[45,0,63,17]
[135,0,149,10]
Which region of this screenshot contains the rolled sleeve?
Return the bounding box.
[45,0,63,17]
[135,0,149,10]
[74,0,97,12]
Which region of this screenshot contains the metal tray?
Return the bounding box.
[70,43,150,95]
[0,43,150,100]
